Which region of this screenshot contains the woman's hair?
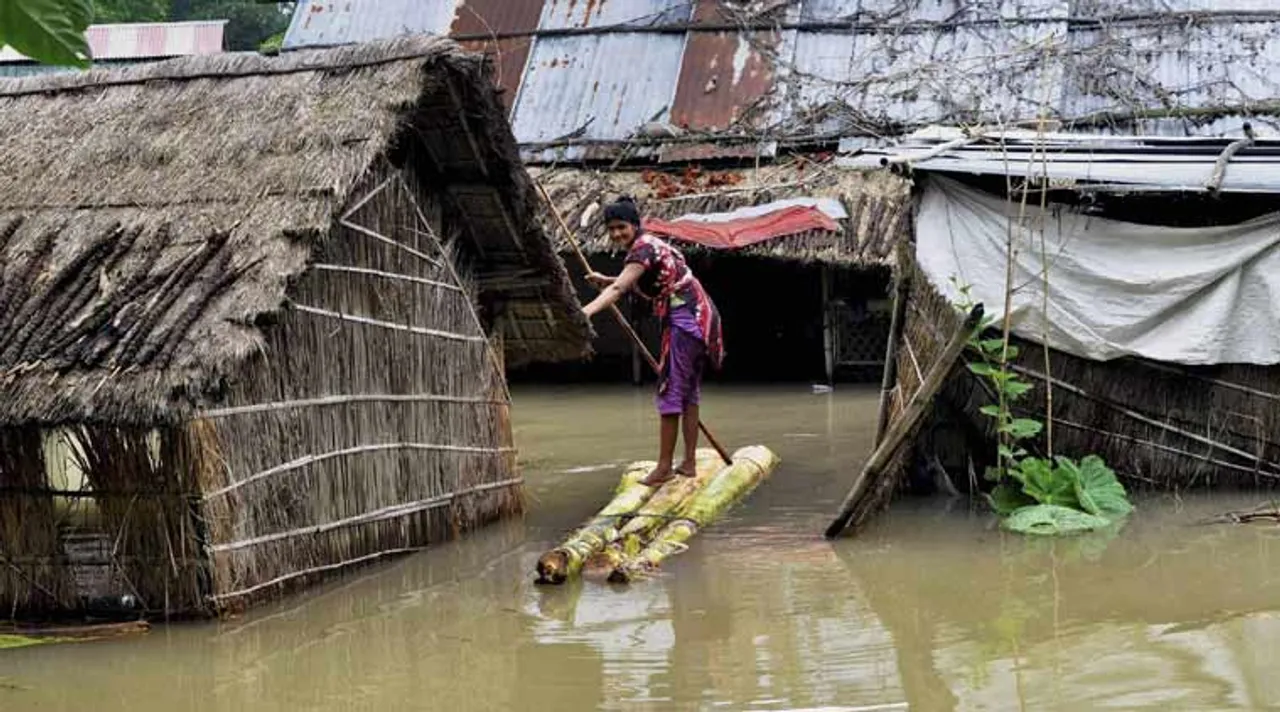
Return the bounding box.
[603,195,641,228]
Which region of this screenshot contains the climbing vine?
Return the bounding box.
[953,281,1133,536]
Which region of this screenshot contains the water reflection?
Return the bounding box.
[840,499,1280,711]
[3,387,1280,711]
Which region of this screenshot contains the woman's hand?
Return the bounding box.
[585,271,614,288]
[582,263,644,319]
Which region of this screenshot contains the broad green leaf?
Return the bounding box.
[1004,345,1020,359]
[984,465,1003,483]
[968,362,996,377]
[1004,418,1044,439]
[989,484,1035,516]
[998,444,1027,461]
[0,0,92,68]
[1002,504,1111,536]
[1069,455,1133,519]
[979,404,1003,418]
[978,338,1006,355]
[1016,457,1077,507]
[1004,380,1033,400]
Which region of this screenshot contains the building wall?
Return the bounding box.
[202,168,518,612]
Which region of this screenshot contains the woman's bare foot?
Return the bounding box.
[675,460,698,477]
[640,465,675,487]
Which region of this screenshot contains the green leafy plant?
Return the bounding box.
[951,279,1133,536]
[0,0,93,68]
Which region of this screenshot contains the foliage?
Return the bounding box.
[258,29,282,53]
[0,0,93,67]
[0,633,71,649]
[951,279,1134,537]
[91,0,165,22]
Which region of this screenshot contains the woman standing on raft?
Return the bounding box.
[582,196,725,487]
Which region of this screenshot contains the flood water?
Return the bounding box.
[5,386,1280,711]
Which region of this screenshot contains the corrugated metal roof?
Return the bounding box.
[537,0,692,29]
[838,133,1280,193]
[671,28,778,131]
[0,21,225,63]
[283,0,458,48]
[450,0,545,112]
[1064,21,1280,119]
[804,0,1067,21]
[511,30,687,144]
[279,1,1280,161]
[790,22,1069,131]
[1074,0,1280,11]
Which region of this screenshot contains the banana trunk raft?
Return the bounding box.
[536,445,780,585]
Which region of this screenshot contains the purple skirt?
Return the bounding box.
[656,305,706,416]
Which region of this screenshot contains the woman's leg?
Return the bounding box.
[678,403,699,474]
[645,328,697,486]
[641,415,680,486]
[675,344,707,477]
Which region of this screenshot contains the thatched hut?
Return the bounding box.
[532,163,912,383]
[0,36,590,619]
[833,130,1280,529]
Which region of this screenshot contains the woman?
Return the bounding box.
[582,196,724,487]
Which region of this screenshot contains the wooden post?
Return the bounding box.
[874,240,912,447]
[825,305,983,539]
[821,264,835,385]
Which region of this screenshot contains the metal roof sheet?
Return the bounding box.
[283,0,458,49]
[450,0,546,112]
[787,22,1068,132]
[279,1,1280,160]
[536,0,691,29]
[511,31,687,144]
[803,0,1067,21]
[0,21,225,63]
[839,137,1280,193]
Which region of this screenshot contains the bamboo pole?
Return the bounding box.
[825,305,984,539]
[821,264,835,385]
[874,239,912,446]
[535,181,733,466]
[609,445,780,583]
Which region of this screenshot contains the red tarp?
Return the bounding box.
[643,205,840,249]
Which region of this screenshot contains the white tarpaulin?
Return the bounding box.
[916,176,1280,365]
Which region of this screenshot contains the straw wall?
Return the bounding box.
[0,424,214,618]
[199,169,517,612]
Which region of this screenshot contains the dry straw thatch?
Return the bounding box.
[535,161,912,268]
[0,36,589,618]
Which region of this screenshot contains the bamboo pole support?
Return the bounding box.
[535,182,733,466]
[825,305,984,539]
[821,264,835,385]
[874,239,912,446]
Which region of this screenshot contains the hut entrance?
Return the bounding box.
[0,424,212,619]
[689,253,891,384]
[509,253,891,384]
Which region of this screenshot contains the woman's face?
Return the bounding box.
[607,219,637,246]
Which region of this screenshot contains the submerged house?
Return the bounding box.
[0,36,589,618]
[833,130,1280,528]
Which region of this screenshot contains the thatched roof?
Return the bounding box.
[0,36,589,426]
[535,161,912,268]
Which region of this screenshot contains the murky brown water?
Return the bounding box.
[5,385,1280,711]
